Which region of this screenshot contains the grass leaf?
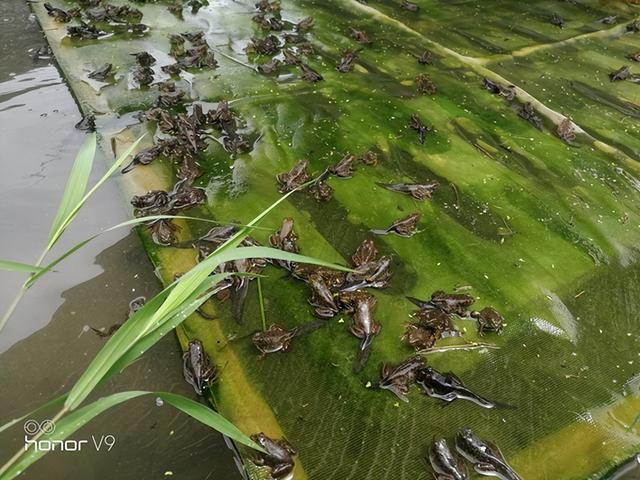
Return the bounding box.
[0,260,46,274]
[0,394,68,435]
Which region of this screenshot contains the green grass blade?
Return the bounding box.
[45,133,96,249]
[0,260,45,274]
[0,390,261,480]
[45,136,143,252]
[0,393,68,435]
[155,392,263,451]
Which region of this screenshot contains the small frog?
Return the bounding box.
[342,255,392,292]
[269,218,300,270]
[349,27,372,45]
[122,145,162,173]
[423,290,476,316]
[550,13,565,29]
[340,291,380,372]
[361,149,379,165]
[599,15,618,25]
[377,181,438,200]
[337,49,359,73]
[555,117,575,143]
[401,1,419,12]
[133,66,154,87]
[255,0,281,14]
[258,58,282,74]
[251,433,296,479]
[44,2,71,22]
[415,73,437,95]
[416,367,502,409]
[378,355,424,402]
[408,113,431,144]
[88,63,113,81]
[300,63,323,83]
[67,23,102,40]
[402,323,439,351]
[308,273,339,318]
[414,50,433,65]
[455,429,521,480]
[371,212,421,237]
[150,218,180,245]
[429,437,469,480]
[276,160,311,193]
[518,102,542,129]
[169,34,186,57]
[282,48,301,65]
[75,114,96,131]
[329,154,355,177]
[245,35,280,55]
[252,324,296,357]
[161,63,182,76]
[627,51,640,62]
[183,339,217,395]
[609,65,631,82]
[627,20,640,33]
[296,16,314,32]
[131,51,156,67]
[351,239,378,267]
[414,308,461,339]
[470,307,504,335]
[308,181,334,202]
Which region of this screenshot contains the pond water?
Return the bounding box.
[0,1,240,478]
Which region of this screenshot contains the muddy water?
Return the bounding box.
[0,1,239,478]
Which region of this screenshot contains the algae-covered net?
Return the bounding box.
[31,0,640,478]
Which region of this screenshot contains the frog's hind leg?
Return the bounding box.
[474,462,502,478]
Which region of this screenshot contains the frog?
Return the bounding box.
[183,339,217,395]
[161,63,183,76]
[377,181,439,200]
[378,355,425,402]
[269,217,300,269]
[455,429,521,480]
[482,78,516,100]
[75,114,96,132]
[150,218,180,245]
[470,307,504,335]
[408,113,431,144]
[414,308,461,339]
[252,324,296,357]
[350,239,378,267]
[518,102,542,129]
[133,66,154,87]
[627,20,640,33]
[281,48,300,65]
[295,16,314,31]
[131,51,156,67]
[416,73,437,95]
[251,433,296,479]
[337,49,359,73]
[67,23,103,40]
[627,51,640,62]
[206,100,235,131]
[402,323,439,351]
[426,290,476,316]
[371,212,421,237]
[223,134,251,155]
[169,34,186,57]
[329,153,355,177]
[44,3,71,22]
[342,255,392,292]
[599,15,618,25]
[429,437,469,480]
[258,58,282,74]
[349,27,372,44]
[550,13,565,29]
[361,149,380,166]
[300,63,323,83]
[414,49,433,65]
[181,45,218,69]
[308,180,334,202]
[416,367,504,409]
[340,291,380,372]
[401,1,419,12]
[276,159,311,193]
[308,273,339,318]
[555,117,575,143]
[609,65,631,82]
[293,264,347,289]
[245,35,281,55]
[255,0,281,13]
[127,296,146,318]
[88,63,113,81]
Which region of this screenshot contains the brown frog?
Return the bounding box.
[401,1,419,12]
[361,149,379,166]
[329,153,355,178]
[88,63,113,81]
[131,51,156,67]
[252,324,296,357]
[349,27,372,44]
[300,63,323,83]
[44,3,71,22]
[371,212,421,237]
[183,339,217,395]
[426,290,476,316]
[133,66,154,87]
[402,323,438,351]
[519,102,542,129]
[377,181,438,200]
[550,13,565,29]
[308,273,339,318]
[342,255,392,292]
[337,49,359,73]
[378,355,425,402]
[308,181,334,202]
[296,16,314,31]
[414,49,433,65]
[282,48,301,65]
[251,433,296,479]
[627,51,640,62]
[258,58,282,74]
[556,117,575,143]
[340,291,380,372]
[416,73,437,95]
[245,35,280,55]
[351,239,378,267]
[470,307,504,335]
[414,308,461,338]
[269,217,300,270]
[276,160,311,193]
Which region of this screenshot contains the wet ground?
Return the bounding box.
[0,1,239,478]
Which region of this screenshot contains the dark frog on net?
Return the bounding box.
[183,339,217,396]
[251,433,297,479]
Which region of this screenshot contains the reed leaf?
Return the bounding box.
[0,391,261,480]
[0,394,68,435]
[0,260,45,274]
